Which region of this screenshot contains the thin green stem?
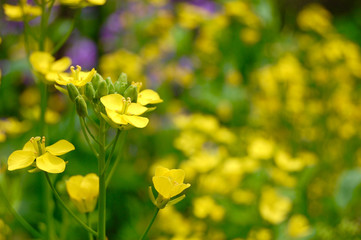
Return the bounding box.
[98,118,107,240]
[0,183,42,238]
[86,213,93,240]
[103,130,121,172]
[80,117,99,157]
[105,131,128,187]
[83,118,101,145]
[140,208,159,240]
[105,130,120,151]
[39,0,47,51]
[44,173,98,237]
[44,176,56,240]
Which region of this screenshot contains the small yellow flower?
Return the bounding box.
[30,51,71,83]
[152,166,191,200]
[7,137,74,173]
[56,65,96,87]
[100,93,149,128]
[287,214,311,238]
[66,173,99,213]
[137,89,163,106]
[3,1,41,21]
[59,0,106,7]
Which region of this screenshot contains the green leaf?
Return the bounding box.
[334,169,361,209]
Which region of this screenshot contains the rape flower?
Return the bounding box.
[30,51,71,83]
[151,166,191,209]
[59,0,106,7]
[56,65,96,87]
[100,93,149,128]
[7,137,74,173]
[137,89,163,106]
[66,173,99,213]
[287,214,311,238]
[3,1,41,21]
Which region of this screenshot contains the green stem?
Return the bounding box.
[80,117,99,157]
[86,213,93,240]
[105,131,128,187]
[0,183,42,238]
[103,130,121,172]
[140,208,159,240]
[39,0,47,51]
[44,173,98,237]
[44,176,55,240]
[98,118,107,240]
[83,118,101,145]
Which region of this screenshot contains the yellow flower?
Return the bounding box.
[56,65,96,87]
[66,173,99,213]
[30,51,71,83]
[137,89,163,106]
[152,166,191,200]
[59,0,106,7]
[7,137,74,173]
[100,93,149,128]
[287,214,311,238]
[3,1,41,21]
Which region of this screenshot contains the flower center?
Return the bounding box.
[30,136,46,156]
[117,97,132,114]
[70,65,82,82]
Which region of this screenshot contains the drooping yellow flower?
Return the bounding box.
[100,93,149,128]
[7,137,74,173]
[56,65,96,87]
[152,166,191,200]
[66,173,99,213]
[30,51,71,83]
[3,1,41,21]
[59,0,106,7]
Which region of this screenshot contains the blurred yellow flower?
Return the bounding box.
[247,228,272,240]
[152,166,191,200]
[275,150,305,172]
[56,65,96,87]
[101,93,149,128]
[259,187,292,224]
[3,2,41,21]
[66,173,99,213]
[297,4,332,35]
[59,0,106,7]
[193,196,225,221]
[7,137,74,173]
[248,137,275,160]
[287,214,311,238]
[30,51,71,83]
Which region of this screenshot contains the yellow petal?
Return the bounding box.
[46,140,75,156]
[100,94,124,112]
[8,150,36,171]
[123,115,149,128]
[153,176,172,199]
[105,108,127,125]
[127,103,148,115]
[23,140,36,152]
[138,89,163,105]
[81,173,99,198]
[29,51,54,74]
[3,4,22,21]
[76,68,96,86]
[169,169,186,183]
[66,175,83,200]
[55,73,71,86]
[36,152,66,173]
[155,166,170,176]
[170,183,191,197]
[50,57,71,72]
[87,0,106,5]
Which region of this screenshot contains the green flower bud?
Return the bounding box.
[105,77,115,94]
[67,83,80,102]
[75,96,88,117]
[92,73,104,89]
[96,81,108,98]
[114,73,129,95]
[85,82,95,100]
[123,84,138,102]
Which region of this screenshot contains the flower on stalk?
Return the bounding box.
[56,65,96,87]
[66,173,99,213]
[30,52,71,83]
[7,137,74,173]
[3,1,41,21]
[150,166,191,209]
[100,93,149,128]
[126,82,163,106]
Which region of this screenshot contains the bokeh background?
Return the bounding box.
[1,0,361,239]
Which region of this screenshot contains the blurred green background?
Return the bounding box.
[1,0,361,239]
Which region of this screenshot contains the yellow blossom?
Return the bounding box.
[193,196,225,221]
[3,1,41,21]
[7,137,74,173]
[56,65,96,87]
[152,166,191,200]
[137,89,163,106]
[275,150,305,172]
[30,51,71,82]
[59,0,106,7]
[100,93,149,128]
[287,214,311,238]
[248,137,275,160]
[66,173,99,213]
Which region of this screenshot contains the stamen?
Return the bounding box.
[121,97,127,114]
[76,65,81,80]
[41,136,46,154]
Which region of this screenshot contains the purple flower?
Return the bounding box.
[64,36,97,70]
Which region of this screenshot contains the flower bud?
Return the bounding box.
[67,83,80,102]
[114,73,129,95]
[96,81,108,98]
[91,73,104,89]
[85,82,95,100]
[105,77,115,94]
[123,84,138,102]
[75,96,88,117]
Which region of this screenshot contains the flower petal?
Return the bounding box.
[169,169,186,183]
[8,150,36,171]
[123,115,149,128]
[100,94,124,112]
[36,152,66,173]
[170,183,191,197]
[77,69,96,87]
[138,89,163,105]
[127,103,148,115]
[23,140,36,152]
[153,176,172,199]
[55,73,71,86]
[155,166,170,177]
[50,57,71,72]
[30,51,54,74]
[66,175,83,200]
[105,108,127,125]
[46,140,75,156]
